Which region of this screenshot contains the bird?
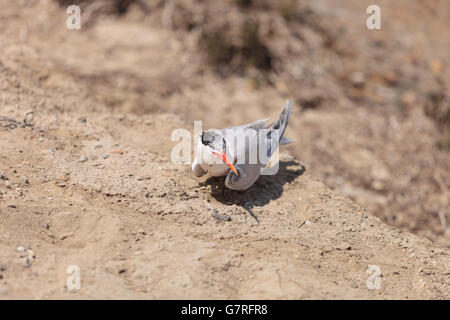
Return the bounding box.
[192,100,293,190]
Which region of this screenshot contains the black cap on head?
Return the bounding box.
[201,131,215,146]
[201,131,226,151]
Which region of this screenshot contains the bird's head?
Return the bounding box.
[201,130,238,175]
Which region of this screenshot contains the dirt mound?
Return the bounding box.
[0,1,449,298]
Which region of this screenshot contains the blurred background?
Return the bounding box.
[1,0,449,246]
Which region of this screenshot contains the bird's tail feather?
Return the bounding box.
[266,99,293,142]
[265,100,293,157]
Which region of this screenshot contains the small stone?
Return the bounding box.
[24,258,31,268]
[102,154,109,159]
[0,263,8,272]
[352,283,358,288]
[0,173,8,181]
[60,233,73,240]
[39,137,44,142]
[94,144,103,149]
[110,149,124,155]
[17,246,25,252]
[212,210,231,222]
[79,156,88,163]
[27,249,35,260]
[21,176,29,185]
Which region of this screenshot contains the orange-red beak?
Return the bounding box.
[213,150,238,176]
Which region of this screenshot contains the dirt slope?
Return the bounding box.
[0,1,449,299]
[1,108,448,299]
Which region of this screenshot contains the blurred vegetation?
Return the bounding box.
[200,30,237,67]
[55,0,138,15]
[425,92,450,151]
[53,0,448,151]
[425,92,450,127]
[233,0,253,8]
[201,20,272,71]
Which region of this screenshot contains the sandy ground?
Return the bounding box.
[0,1,449,299]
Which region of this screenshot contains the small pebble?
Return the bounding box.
[24,258,31,268]
[17,246,25,252]
[102,154,109,159]
[212,210,231,222]
[79,156,88,163]
[39,137,44,142]
[60,233,73,240]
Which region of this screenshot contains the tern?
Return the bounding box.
[192,100,293,190]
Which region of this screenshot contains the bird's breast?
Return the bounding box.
[204,163,230,177]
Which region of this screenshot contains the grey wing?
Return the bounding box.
[225,163,261,191]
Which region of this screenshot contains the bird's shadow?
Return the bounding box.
[202,160,306,222]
